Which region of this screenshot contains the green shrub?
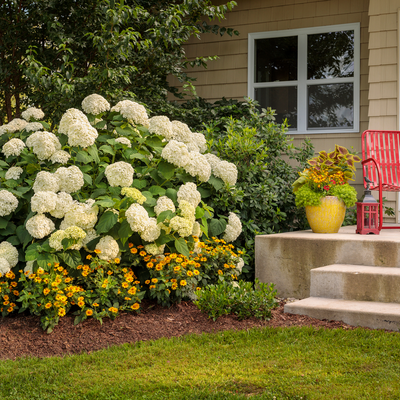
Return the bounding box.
[194,279,278,321]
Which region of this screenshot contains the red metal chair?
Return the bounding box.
[361,130,400,231]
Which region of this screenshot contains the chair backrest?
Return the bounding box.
[361,130,400,188]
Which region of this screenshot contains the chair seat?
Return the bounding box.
[370,184,400,192]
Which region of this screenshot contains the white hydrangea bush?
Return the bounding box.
[0,93,244,317]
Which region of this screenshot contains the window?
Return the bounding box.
[248,24,360,134]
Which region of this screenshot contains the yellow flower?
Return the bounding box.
[107,270,113,275]
[93,303,99,307]
[128,243,133,248]
[151,278,158,283]
[145,280,150,285]
[58,308,66,317]
[131,248,138,254]
[45,302,52,309]
[86,255,92,260]
[218,270,223,275]
[176,257,183,263]
[126,276,134,282]
[180,280,187,286]
[196,287,201,291]
[193,270,200,276]
[114,258,120,264]
[122,282,129,288]
[146,262,154,268]
[131,303,140,310]
[149,285,156,289]
[86,309,93,316]
[139,251,147,257]
[171,283,178,290]
[128,287,137,295]
[155,264,163,271]
[186,271,193,277]
[94,249,101,254]
[78,301,85,308]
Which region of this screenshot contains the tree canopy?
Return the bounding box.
[0,0,238,125]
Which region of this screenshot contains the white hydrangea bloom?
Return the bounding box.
[213,160,238,186]
[115,137,132,148]
[171,120,192,143]
[192,132,208,153]
[6,118,28,133]
[49,230,67,251]
[125,203,150,232]
[179,200,196,223]
[82,229,100,252]
[185,141,200,153]
[25,122,44,132]
[24,260,35,275]
[0,258,11,275]
[26,214,55,239]
[31,191,58,214]
[177,182,201,208]
[148,116,174,140]
[184,152,212,182]
[54,166,84,193]
[58,108,90,135]
[154,196,176,216]
[49,226,86,251]
[2,138,26,157]
[50,150,71,164]
[236,258,244,273]
[5,167,23,180]
[204,153,221,170]
[95,235,119,261]
[21,107,45,122]
[0,241,18,268]
[67,123,98,148]
[0,190,18,216]
[140,218,161,242]
[169,216,193,237]
[112,100,149,127]
[26,131,61,160]
[161,139,190,168]
[145,243,165,256]
[33,171,60,193]
[192,221,202,237]
[105,161,134,187]
[223,212,242,243]
[81,94,110,115]
[121,187,146,204]
[0,125,9,136]
[60,199,98,230]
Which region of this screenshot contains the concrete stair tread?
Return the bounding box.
[284,297,400,331]
[314,264,400,276]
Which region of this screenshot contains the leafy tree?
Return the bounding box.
[0,0,238,125]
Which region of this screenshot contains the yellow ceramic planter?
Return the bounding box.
[305,196,346,233]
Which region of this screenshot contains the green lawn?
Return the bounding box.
[0,326,399,400]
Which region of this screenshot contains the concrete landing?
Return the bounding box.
[284,297,400,331]
[255,225,400,299]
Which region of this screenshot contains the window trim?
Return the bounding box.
[248,23,360,135]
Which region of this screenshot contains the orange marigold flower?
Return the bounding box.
[114,258,120,264]
[139,251,147,257]
[128,243,133,248]
[147,262,154,268]
[94,249,101,254]
[86,309,93,316]
[145,280,150,285]
[131,248,138,254]
[131,303,140,310]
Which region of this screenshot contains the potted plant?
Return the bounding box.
[292,145,361,233]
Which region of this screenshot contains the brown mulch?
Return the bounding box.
[0,299,360,361]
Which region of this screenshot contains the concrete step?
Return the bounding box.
[310,264,400,303]
[284,297,400,331]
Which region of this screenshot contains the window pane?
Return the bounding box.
[307,31,354,79]
[255,86,297,128]
[308,83,353,129]
[255,36,297,83]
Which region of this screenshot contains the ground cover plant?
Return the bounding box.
[0,326,399,399]
[0,94,251,332]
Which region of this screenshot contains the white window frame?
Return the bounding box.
[248,23,360,135]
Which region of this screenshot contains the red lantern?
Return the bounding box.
[356,202,379,234]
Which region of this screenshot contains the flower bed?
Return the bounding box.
[0,94,244,332]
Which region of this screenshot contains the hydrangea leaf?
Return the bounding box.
[118,219,133,240]
[158,161,175,180]
[209,218,227,237]
[165,188,177,203]
[157,210,174,224]
[149,185,166,196]
[132,179,148,190]
[208,175,224,191]
[175,237,190,258]
[76,151,93,164]
[95,211,119,234]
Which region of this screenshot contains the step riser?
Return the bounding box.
[311,269,400,303]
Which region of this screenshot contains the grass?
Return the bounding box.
[0,326,399,399]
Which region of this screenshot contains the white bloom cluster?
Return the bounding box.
[223,212,242,243]
[161,140,190,168]
[204,153,221,170]
[148,116,174,140]
[2,138,26,157]
[24,260,36,275]
[50,150,71,164]
[60,199,98,230]
[26,131,61,160]
[121,187,146,204]
[50,192,75,219]
[81,94,110,115]
[213,160,238,186]
[112,100,149,127]
[171,121,192,143]
[0,126,8,136]
[26,214,55,239]
[5,167,23,180]
[177,182,201,208]
[58,108,89,134]
[95,235,119,260]
[105,161,134,187]
[169,216,193,237]
[0,258,11,275]
[0,241,18,268]
[184,152,212,182]
[139,218,161,242]
[0,190,18,216]
[82,229,100,252]
[33,171,60,193]
[145,243,165,256]
[192,132,207,153]
[178,200,196,223]
[192,221,202,237]
[125,203,150,232]
[25,122,44,132]
[49,226,86,251]
[31,191,58,214]
[154,196,176,216]
[54,166,84,193]
[236,257,244,273]
[115,137,132,148]
[21,107,45,122]
[5,118,28,133]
